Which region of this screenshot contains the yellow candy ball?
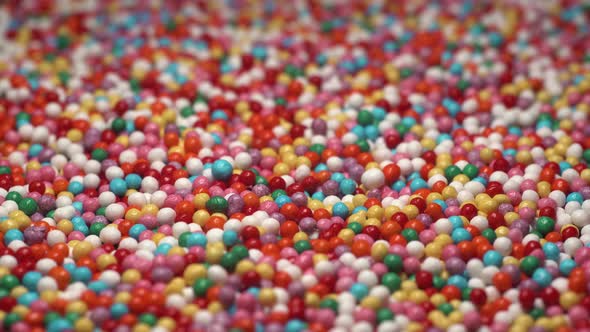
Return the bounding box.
[11,286,28,298]
[167,246,186,256]
[360,296,381,310]
[367,205,384,220]
[406,323,423,332]
[448,311,463,323]
[183,264,207,284]
[151,233,165,244]
[371,242,389,261]
[97,254,117,270]
[122,269,141,284]
[205,246,223,264]
[255,263,275,280]
[293,232,308,242]
[304,292,320,307]
[157,317,176,330]
[193,193,210,209]
[384,206,400,220]
[478,148,493,162]
[401,280,418,291]
[453,174,470,184]
[441,186,457,199]
[57,219,74,235]
[495,226,509,237]
[477,199,498,214]
[192,210,210,226]
[12,304,29,317]
[0,219,18,232]
[307,199,323,211]
[430,294,447,306]
[503,257,519,266]
[125,208,142,221]
[115,292,131,303]
[559,291,581,309]
[25,161,41,171]
[364,217,381,227]
[435,234,453,246]
[392,291,406,301]
[259,288,277,306]
[181,304,198,316]
[338,228,355,244]
[504,212,519,225]
[66,301,88,314]
[67,129,83,142]
[235,260,255,275]
[402,205,419,219]
[132,323,151,332]
[40,290,58,303]
[74,317,94,332]
[207,301,223,313]
[535,317,552,330]
[424,242,443,258]
[515,150,532,164]
[165,278,185,295]
[73,241,94,260]
[514,314,534,328]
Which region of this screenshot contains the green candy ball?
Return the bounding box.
[383,254,403,273]
[520,256,540,276]
[206,196,228,213]
[381,272,401,292]
[357,110,374,126]
[193,278,214,297]
[535,216,555,235]
[18,197,38,216]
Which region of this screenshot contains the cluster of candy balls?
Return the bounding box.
[1,1,590,332]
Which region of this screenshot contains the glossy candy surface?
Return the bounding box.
[0,1,590,332]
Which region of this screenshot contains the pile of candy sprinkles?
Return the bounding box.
[2,1,590,331]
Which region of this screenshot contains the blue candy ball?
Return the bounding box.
[109,178,128,196]
[222,230,239,246]
[212,159,233,180]
[483,250,503,267]
[532,268,552,287]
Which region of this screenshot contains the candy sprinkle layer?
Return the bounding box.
[1,1,590,332]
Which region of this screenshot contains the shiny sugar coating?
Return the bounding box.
[0,1,589,332]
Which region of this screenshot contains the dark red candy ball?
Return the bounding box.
[269,177,286,191]
[244,238,261,249]
[469,288,487,306]
[241,271,261,289]
[540,286,559,306]
[487,212,505,229]
[561,226,579,240]
[460,203,478,220]
[491,158,509,172]
[241,226,261,241]
[301,176,319,193]
[239,170,256,186]
[391,212,409,226]
[415,271,433,289]
[288,297,305,319]
[362,225,381,240]
[0,174,13,190]
[409,197,426,212]
[538,206,556,219]
[518,288,535,309]
[524,241,541,256]
[29,180,46,194]
[385,134,401,149]
[286,183,304,196]
[486,181,504,197]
